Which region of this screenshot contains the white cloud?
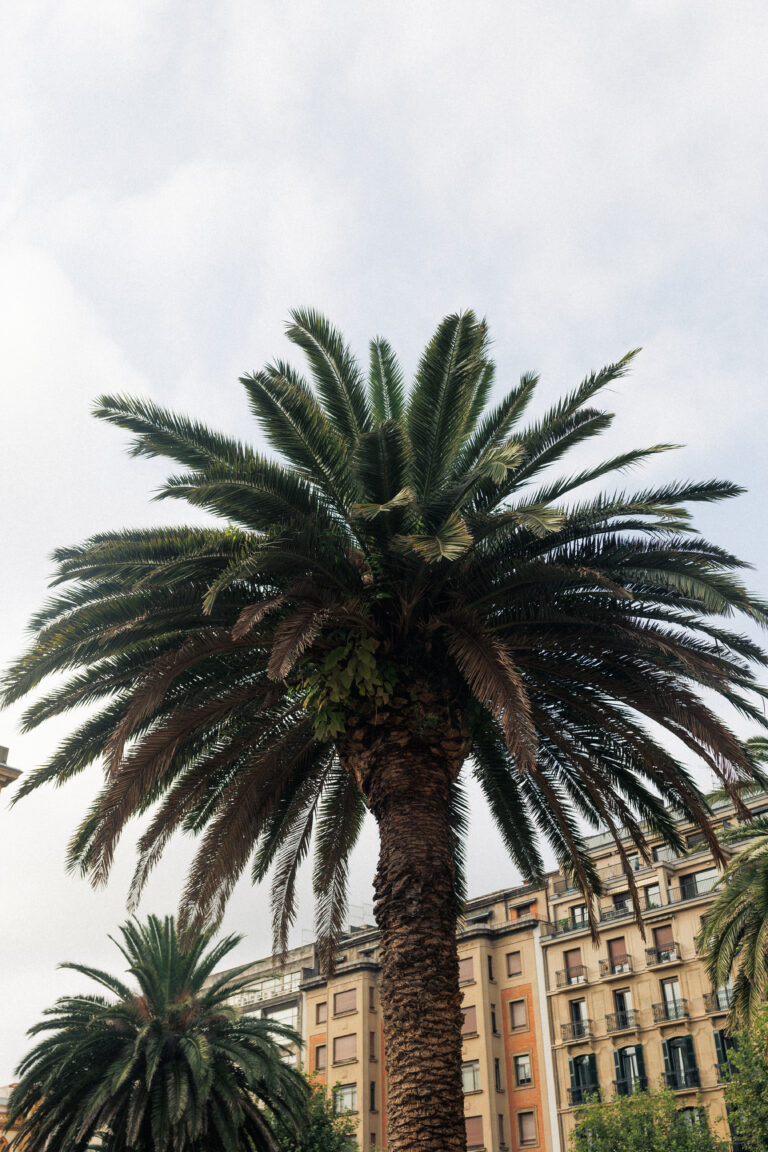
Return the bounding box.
[2,0,768,1079]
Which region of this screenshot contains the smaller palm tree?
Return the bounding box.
[700,739,768,1024]
[7,916,308,1152]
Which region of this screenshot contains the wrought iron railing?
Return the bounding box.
[613,1075,648,1096]
[561,1020,592,1041]
[664,1068,700,1090]
[704,988,734,1012]
[645,942,681,966]
[556,965,589,987]
[652,998,688,1022]
[600,955,633,976]
[606,1010,636,1032]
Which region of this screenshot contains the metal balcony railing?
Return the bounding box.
[646,942,681,966]
[552,877,577,895]
[556,965,589,987]
[613,1075,648,1096]
[600,955,633,977]
[643,893,664,911]
[568,1084,600,1105]
[652,998,688,1022]
[561,1020,592,1042]
[600,902,633,923]
[549,918,590,936]
[704,988,734,1012]
[606,1010,636,1032]
[664,1068,700,1090]
[667,876,720,904]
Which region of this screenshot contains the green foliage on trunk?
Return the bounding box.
[723,1006,768,1151]
[570,1089,728,1152]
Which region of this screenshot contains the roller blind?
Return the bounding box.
[465,1116,483,1147]
[462,1005,478,1034]
[459,956,474,982]
[334,989,357,1015]
[333,1033,357,1062]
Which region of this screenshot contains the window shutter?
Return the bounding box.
[714,1030,725,1065]
[569,1057,576,1089]
[636,1045,646,1078]
[334,989,357,1014]
[459,956,474,982]
[465,1116,483,1148]
[333,1034,357,1062]
[613,1050,621,1080]
[462,1005,478,1035]
[564,947,582,969]
[661,1039,671,1075]
[654,925,674,947]
[608,937,626,960]
[684,1034,697,1072]
[587,1053,598,1088]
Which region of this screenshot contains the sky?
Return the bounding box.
[1,0,768,1082]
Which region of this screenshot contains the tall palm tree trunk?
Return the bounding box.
[342,697,470,1152]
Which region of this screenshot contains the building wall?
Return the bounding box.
[218,795,759,1150]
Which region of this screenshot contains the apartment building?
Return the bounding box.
[301,885,557,1152]
[541,802,744,1150]
[219,793,762,1151]
[0,747,20,795]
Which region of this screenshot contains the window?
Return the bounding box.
[333,988,357,1016]
[488,954,495,981]
[509,901,537,921]
[518,1110,537,1145]
[514,1053,532,1086]
[333,1033,357,1063]
[316,1001,327,1024]
[510,998,527,1030]
[264,1004,298,1030]
[494,1056,503,1090]
[564,947,584,984]
[614,1045,645,1094]
[653,925,678,962]
[369,1081,376,1111]
[369,986,376,1011]
[465,1116,483,1149]
[491,1004,499,1034]
[498,1114,506,1146]
[570,903,588,927]
[459,956,475,983]
[369,1031,377,1060]
[462,1005,478,1035]
[663,1036,699,1090]
[506,950,522,977]
[569,1053,599,1104]
[607,936,630,974]
[333,1083,357,1114]
[314,1044,327,1071]
[462,1060,481,1093]
[644,883,661,909]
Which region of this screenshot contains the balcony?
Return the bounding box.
[704,988,734,1013]
[548,918,590,937]
[664,1068,700,1091]
[606,1010,636,1032]
[600,955,633,977]
[714,1062,733,1084]
[667,876,720,904]
[553,877,578,895]
[600,902,633,923]
[652,998,688,1023]
[568,1084,600,1105]
[614,1076,648,1096]
[561,1020,592,1042]
[645,942,681,966]
[556,966,589,988]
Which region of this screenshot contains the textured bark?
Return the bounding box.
[340,692,471,1152]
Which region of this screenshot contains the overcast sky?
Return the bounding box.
[2,0,768,1082]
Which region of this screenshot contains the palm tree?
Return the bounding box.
[6,916,307,1152]
[700,739,768,1025]
[4,310,768,1151]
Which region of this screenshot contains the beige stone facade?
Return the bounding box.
[220,793,763,1150]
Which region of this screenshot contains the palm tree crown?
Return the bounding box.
[4,309,767,955]
[7,916,307,1152]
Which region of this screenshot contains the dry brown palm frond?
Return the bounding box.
[103,630,259,777]
[437,608,537,773]
[231,596,286,640]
